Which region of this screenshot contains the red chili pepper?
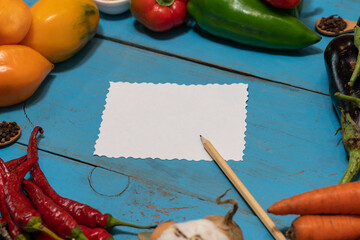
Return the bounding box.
[0,158,28,240]
[23,180,88,240]
[32,224,62,240]
[0,159,10,178]
[263,0,301,9]
[5,155,27,172]
[31,163,155,229]
[79,225,113,240]
[4,127,61,239]
[130,0,188,32]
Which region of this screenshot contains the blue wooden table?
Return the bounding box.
[1,0,359,239]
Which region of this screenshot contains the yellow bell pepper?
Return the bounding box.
[21,0,100,63]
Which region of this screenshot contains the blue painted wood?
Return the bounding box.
[1,145,276,240]
[0,36,349,239]
[23,0,360,94]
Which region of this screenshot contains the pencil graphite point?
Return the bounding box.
[200,135,207,145]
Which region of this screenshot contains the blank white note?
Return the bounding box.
[94,82,248,161]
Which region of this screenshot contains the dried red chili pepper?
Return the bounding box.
[0,158,10,177]
[4,127,61,239]
[0,158,28,240]
[31,163,155,229]
[5,155,27,172]
[23,180,88,240]
[80,225,113,240]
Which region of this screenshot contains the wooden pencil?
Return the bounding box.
[200,135,286,240]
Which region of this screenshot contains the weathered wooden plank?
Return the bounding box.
[0,143,284,240]
[23,0,360,93]
[0,37,348,240]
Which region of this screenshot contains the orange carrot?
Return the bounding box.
[286,215,360,240]
[267,181,360,215]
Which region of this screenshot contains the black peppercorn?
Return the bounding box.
[318,15,347,33]
[0,121,21,146]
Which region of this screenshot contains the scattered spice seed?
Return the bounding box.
[318,15,347,33]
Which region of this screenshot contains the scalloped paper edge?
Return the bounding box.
[94,81,248,161]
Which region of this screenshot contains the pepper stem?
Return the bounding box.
[349,25,360,87]
[105,214,156,229]
[14,234,29,240]
[339,149,360,183]
[69,225,88,240]
[349,52,360,87]
[31,223,63,240]
[334,92,360,108]
[75,233,89,240]
[155,0,174,7]
[339,110,360,183]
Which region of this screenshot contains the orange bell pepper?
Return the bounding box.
[0,0,32,45]
[0,45,53,107]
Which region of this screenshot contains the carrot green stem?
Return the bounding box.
[339,109,360,183]
[31,223,64,240]
[105,214,156,229]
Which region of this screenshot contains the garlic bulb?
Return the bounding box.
[157,219,230,240]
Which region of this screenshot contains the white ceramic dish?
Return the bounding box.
[93,0,130,15]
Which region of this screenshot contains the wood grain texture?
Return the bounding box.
[1,145,271,239]
[1,1,354,238]
[23,0,360,94]
[201,136,286,240]
[0,37,348,239]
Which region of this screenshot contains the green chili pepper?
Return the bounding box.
[187,0,321,49]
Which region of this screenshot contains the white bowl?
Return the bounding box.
[93,0,130,15]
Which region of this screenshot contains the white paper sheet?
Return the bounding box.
[94,82,248,161]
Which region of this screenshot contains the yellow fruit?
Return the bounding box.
[0,45,54,107]
[0,0,32,45]
[21,0,99,63]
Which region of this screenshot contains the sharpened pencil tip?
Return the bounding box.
[200,135,207,144]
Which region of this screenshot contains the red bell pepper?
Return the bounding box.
[263,0,301,9]
[130,0,188,32]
